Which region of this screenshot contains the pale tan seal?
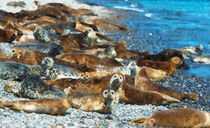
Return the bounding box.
[132,108,210,128]
[0,98,70,115]
[69,89,115,114]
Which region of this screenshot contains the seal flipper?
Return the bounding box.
[131,118,147,123]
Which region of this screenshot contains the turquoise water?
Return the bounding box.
[80,0,210,77]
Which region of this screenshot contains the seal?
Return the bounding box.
[72,46,116,59]
[45,73,179,105]
[10,74,67,99]
[190,54,210,64]
[103,73,179,105]
[56,53,122,71]
[0,62,43,81]
[136,56,182,77]
[135,67,198,101]
[9,48,85,71]
[132,108,210,128]
[143,66,166,81]
[41,57,81,80]
[44,73,124,95]
[180,44,203,59]
[13,43,63,56]
[69,89,116,114]
[0,98,70,115]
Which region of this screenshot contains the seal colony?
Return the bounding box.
[0,1,209,127]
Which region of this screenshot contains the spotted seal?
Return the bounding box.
[7,74,67,99]
[0,62,43,81]
[132,108,210,128]
[41,57,81,80]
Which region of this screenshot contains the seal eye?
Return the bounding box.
[119,76,123,80]
[12,50,15,53]
[103,90,108,97]
[110,90,115,96]
[114,75,117,78]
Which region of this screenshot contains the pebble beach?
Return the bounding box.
[0,0,209,127]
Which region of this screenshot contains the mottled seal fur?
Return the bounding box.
[41,57,81,80]
[11,75,67,99]
[0,62,43,81]
[0,98,70,115]
[132,108,210,128]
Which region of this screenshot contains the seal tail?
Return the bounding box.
[131,118,147,123]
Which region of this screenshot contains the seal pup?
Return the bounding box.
[69,89,115,114]
[131,108,210,128]
[0,98,70,115]
[41,57,81,80]
[135,67,198,101]
[0,62,43,81]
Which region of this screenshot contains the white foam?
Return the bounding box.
[114,6,144,12]
[145,13,152,18]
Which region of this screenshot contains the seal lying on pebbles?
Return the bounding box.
[9,48,86,71]
[13,43,63,56]
[56,53,122,71]
[44,73,124,95]
[72,46,116,59]
[69,89,116,114]
[0,98,70,115]
[137,56,182,77]
[135,67,199,101]
[132,108,210,128]
[190,55,210,64]
[7,75,67,99]
[41,57,81,80]
[180,44,203,59]
[0,62,43,81]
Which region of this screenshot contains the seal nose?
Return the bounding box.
[108,78,120,91]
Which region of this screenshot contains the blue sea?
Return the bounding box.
[79,0,210,77]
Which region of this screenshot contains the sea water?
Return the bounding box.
[79,0,210,77]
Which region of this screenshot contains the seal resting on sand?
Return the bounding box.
[0,98,70,115]
[131,108,210,128]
